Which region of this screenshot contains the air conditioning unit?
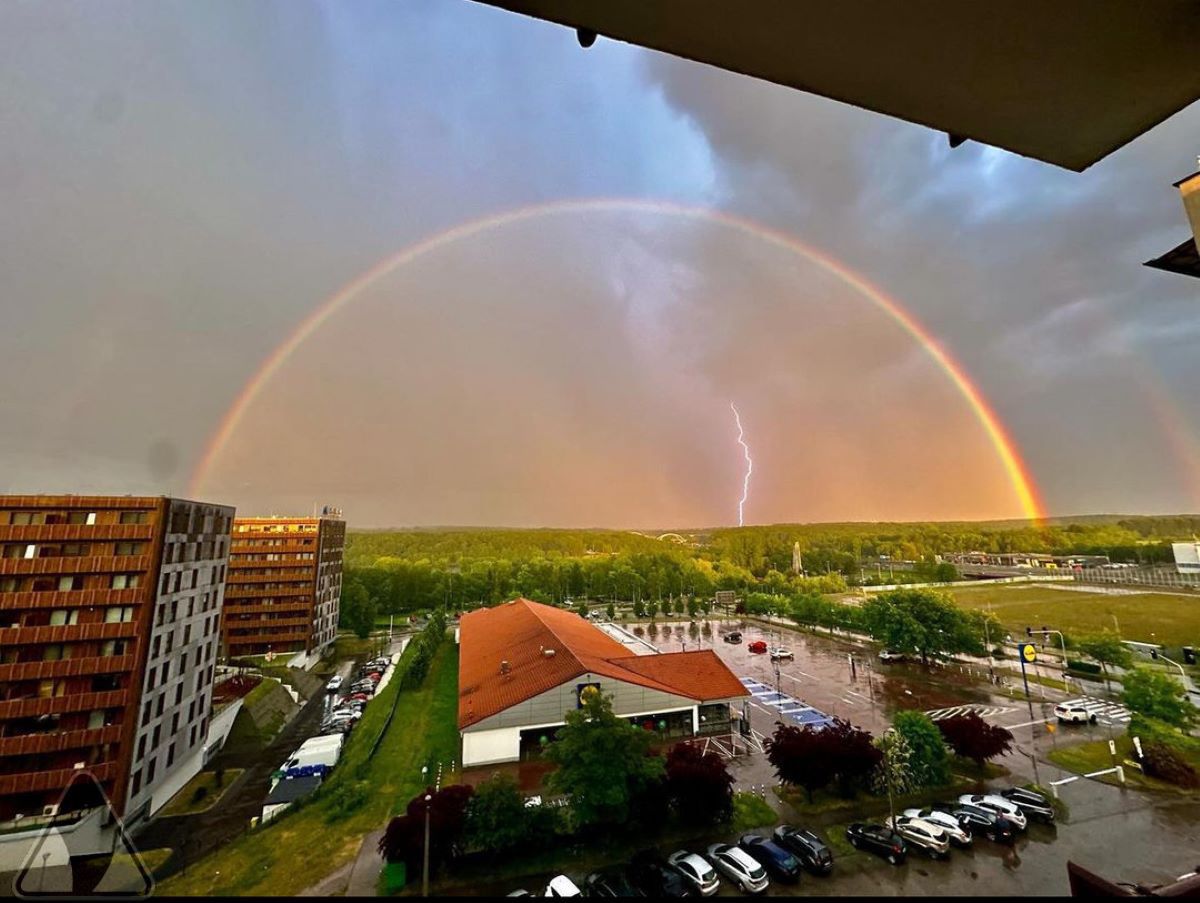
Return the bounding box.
[42,804,59,817]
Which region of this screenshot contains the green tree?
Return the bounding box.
[871,729,916,796]
[861,589,987,664]
[544,692,665,827]
[1074,630,1132,693]
[606,602,616,621]
[463,774,558,853]
[892,710,950,787]
[1123,668,1195,728]
[340,580,377,639]
[632,599,646,619]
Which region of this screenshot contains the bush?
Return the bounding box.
[937,712,1013,767]
[892,711,951,788]
[1142,742,1200,788]
[191,786,209,805]
[1066,659,1102,675]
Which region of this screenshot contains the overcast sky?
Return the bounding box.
[2,0,1197,528]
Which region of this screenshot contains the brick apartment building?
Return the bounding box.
[221,509,344,660]
[0,495,233,830]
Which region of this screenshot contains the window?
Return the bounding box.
[9,512,42,525]
[160,573,170,595]
[142,701,151,726]
[119,511,148,525]
[49,609,78,626]
[167,743,175,768]
[67,512,96,525]
[189,725,197,747]
[0,577,16,593]
[152,725,160,748]
[151,636,161,658]
[156,694,165,717]
[58,575,84,591]
[131,770,141,796]
[23,544,36,559]
[87,710,105,730]
[114,542,143,556]
[146,758,156,783]
[101,639,127,657]
[174,683,183,705]
[147,667,156,686]
[42,644,64,661]
[171,713,179,733]
[62,543,88,557]
[162,661,170,682]
[180,652,188,673]
[111,574,140,589]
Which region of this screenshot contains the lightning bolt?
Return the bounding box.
[730,402,752,527]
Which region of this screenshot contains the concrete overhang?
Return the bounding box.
[474,0,1200,171]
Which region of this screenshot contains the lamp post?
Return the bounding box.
[422,792,432,897]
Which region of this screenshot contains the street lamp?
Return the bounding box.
[422,792,432,898]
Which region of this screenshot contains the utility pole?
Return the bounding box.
[1017,643,1042,786]
[422,791,432,897]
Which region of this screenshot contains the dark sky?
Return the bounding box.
[1,1,1197,527]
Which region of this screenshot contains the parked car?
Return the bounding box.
[1054,703,1097,724]
[944,802,1016,844]
[772,825,833,875]
[887,816,951,859]
[737,834,802,883]
[845,823,907,865]
[325,675,343,691]
[666,851,720,896]
[958,794,1027,831]
[901,808,972,847]
[705,844,769,894]
[999,787,1056,823]
[329,707,363,721]
[583,869,643,898]
[722,632,743,644]
[747,640,768,654]
[768,648,794,661]
[506,891,531,897]
[628,851,693,897]
[878,650,905,663]
[544,875,582,897]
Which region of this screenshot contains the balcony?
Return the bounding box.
[0,690,129,721]
[0,587,145,612]
[0,523,155,543]
[225,570,313,583]
[0,725,123,757]
[228,631,308,648]
[229,542,316,555]
[0,761,118,797]
[0,655,136,683]
[226,617,310,632]
[0,554,152,576]
[0,622,140,647]
[224,585,311,600]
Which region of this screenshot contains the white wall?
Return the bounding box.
[461,727,521,768]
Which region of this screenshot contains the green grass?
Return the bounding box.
[774,767,994,819]
[1048,735,1200,795]
[947,584,1200,646]
[157,769,245,817]
[160,639,459,896]
[730,792,777,831]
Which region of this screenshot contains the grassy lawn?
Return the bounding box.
[158,769,245,817]
[1048,735,1200,795]
[160,639,459,896]
[730,792,776,831]
[947,584,1200,646]
[774,763,1002,820]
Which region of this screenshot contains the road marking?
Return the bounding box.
[840,696,859,706]
[847,690,871,701]
[1002,718,1053,730]
[926,704,1016,721]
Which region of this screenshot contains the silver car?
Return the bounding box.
[706,843,769,894]
[902,807,972,847]
[958,793,1027,830]
[888,815,951,858]
[667,850,721,896]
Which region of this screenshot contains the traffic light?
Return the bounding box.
[1185,646,1197,666]
[1150,648,1159,660]
[1026,626,1033,637]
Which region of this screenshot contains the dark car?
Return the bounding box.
[948,803,1016,844]
[845,823,907,865]
[772,825,834,875]
[738,834,802,883]
[628,851,693,898]
[723,631,743,643]
[584,869,644,898]
[999,787,1056,824]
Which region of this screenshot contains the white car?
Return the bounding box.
[769,648,794,661]
[329,707,363,721]
[706,843,769,894]
[878,650,905,663]
[667,851,721,896]
[543,875,581,897]
[325,675,343,692]
[888,815,950,858]
[1054,703,1097,724]
[902,807,972,847]
[958,794,1027,831]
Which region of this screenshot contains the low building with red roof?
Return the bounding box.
[458,598,748,767]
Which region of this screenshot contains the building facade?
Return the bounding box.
[222,510,344,660]
[0,495,233,832]
[458,598,747,768]
[1173,542,1200,576]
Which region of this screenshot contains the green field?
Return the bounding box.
[161,640,460,896]
[946,583,1200,647]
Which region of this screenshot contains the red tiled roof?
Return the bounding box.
[457,598,747,729]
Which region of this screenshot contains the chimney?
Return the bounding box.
[543,648,556,658]
[499,660,511,675]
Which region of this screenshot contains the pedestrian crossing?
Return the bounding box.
[1060,696,1131,724]
[925,703,1016,721]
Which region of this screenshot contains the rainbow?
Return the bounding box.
[189,198,1047,521]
